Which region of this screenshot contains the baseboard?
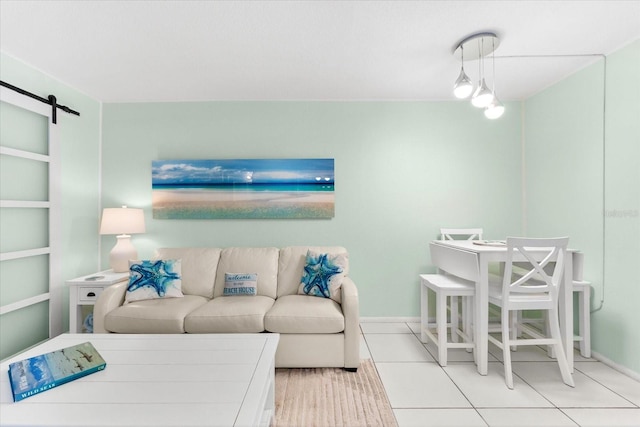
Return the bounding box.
[360,316,420,323]
[590,350,640,382]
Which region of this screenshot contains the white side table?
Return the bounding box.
[67,270,129,333]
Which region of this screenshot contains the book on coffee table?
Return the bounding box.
[8,341,106,402]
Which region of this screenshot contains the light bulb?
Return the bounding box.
[471,79,494,108]
[485,97,505,119]
[453,68,473,99]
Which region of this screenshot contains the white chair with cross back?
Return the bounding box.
[488,237,575,389]
[515,251,592,359]
[441,228,483,242]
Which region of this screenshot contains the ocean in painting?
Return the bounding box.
[152,159,335,219]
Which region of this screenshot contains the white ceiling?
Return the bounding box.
[1,1,639,103]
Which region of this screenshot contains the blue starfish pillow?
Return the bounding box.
[125,259,183,303]
[298,250,348,303]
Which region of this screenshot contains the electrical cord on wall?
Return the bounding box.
[591,54,607,314]
[505,53,609,314]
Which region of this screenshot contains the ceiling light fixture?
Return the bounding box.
[484,37,505,119]
[471,38,495,108]
[453,45,473,99]
[453,32,504,118]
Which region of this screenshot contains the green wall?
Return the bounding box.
[524,59,605,282]
[599,41,639,374]
[525,40,640,373]
[101,101,523,316]
[0,53,101,359]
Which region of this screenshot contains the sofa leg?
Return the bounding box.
[344,367,358,372]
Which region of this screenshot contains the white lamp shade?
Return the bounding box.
[99,207,146,235]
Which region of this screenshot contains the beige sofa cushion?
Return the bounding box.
[213,247,279,299]
[104,295,208,333]
[185,296,275,333]
[277,246,349,297]
[155,248,221,299]
[265,294,344,334]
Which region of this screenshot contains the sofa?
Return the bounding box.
[93,246,360,371]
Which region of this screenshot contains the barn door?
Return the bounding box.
[0,87,62,358]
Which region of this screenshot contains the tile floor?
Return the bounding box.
[360,322,640,427]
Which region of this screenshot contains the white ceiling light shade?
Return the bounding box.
[453,46,473,99]
[453,68,473,99]
[485,97,505,119]
[453,32,504,118]
[471,78,494,108]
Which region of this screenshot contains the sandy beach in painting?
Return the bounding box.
[151,158,335,219]
[152,189,335,219]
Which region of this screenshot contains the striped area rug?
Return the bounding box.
[273,359,398,427]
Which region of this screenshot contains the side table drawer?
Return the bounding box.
[78,286,104,302]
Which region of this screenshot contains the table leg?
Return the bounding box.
[476,258,489,375]
[69,286,78,333]
[560,253,574,372]
[420,279,429,343]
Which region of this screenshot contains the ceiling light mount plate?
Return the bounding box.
[453,32,500,60]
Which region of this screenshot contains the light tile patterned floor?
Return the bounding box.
[362,322,640,427]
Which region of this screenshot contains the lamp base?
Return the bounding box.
[109,235,138,273]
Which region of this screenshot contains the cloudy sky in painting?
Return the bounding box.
[152,159,334,185]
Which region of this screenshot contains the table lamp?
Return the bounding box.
[99,206,146,272]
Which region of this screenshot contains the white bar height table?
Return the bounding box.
[1,333,279,427]
[428,240,575,375]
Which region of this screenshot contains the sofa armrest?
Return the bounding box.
[341,276,360,369]
[93,281,128,333]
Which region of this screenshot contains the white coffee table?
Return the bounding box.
[0,333,279,426]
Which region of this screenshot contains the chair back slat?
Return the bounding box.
[440,228,483,241]
[503,237,568,297]
[430,243,480,283]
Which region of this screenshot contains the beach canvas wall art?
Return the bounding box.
[152,159,335,219]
